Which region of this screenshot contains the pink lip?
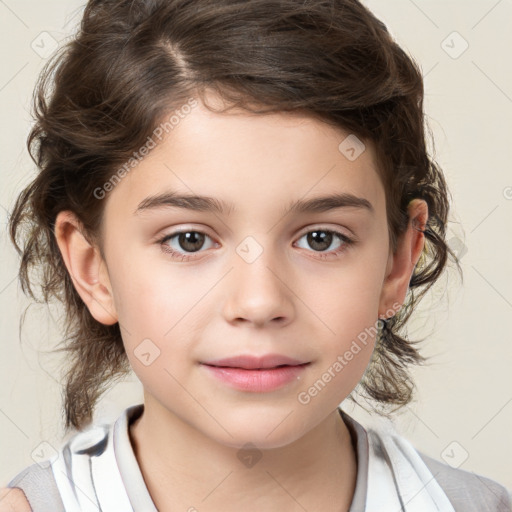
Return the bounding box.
[200,354,310,392]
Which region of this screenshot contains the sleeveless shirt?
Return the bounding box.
[6,403,512,511]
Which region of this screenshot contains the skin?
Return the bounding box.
[50,92,428,512]
[0,488,31,512]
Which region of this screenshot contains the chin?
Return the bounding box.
[219,433,299,452]
[206,415,306,451]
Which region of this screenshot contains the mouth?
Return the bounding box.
[201,353,310,370]
[199,355,311,392]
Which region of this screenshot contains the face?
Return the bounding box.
[83,94,399,449]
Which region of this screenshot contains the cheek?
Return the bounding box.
[301,241,387,379]
[107,253,203,370]
[113,273,193,399]
[308,249,387,327]
[108,246,180,326]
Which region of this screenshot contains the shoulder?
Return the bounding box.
[1,408,135,512]
[418,451,512,512]
[364,424,511,512]
[4,461,65,512]
[0,487,32,512]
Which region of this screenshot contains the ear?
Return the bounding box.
[378,199,428,319]
[54,210,118,325]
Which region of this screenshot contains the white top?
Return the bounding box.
[7,403,512,511]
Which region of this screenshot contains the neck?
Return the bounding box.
[129,398,358,512]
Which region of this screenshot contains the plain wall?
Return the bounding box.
[1,0,511,490]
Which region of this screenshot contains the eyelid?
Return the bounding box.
[155,223,358,262]
[155,223,355,243]
[153,224,217,242]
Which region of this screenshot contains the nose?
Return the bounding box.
[222,243,295,328]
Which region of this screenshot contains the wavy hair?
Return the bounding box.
[9,0,461,431]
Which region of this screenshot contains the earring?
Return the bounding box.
[378,312,396,320]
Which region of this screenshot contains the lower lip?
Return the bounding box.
[201,363,310,392]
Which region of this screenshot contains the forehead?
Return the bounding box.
[101,97,385,224]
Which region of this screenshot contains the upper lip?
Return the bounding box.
[202,354,309,370]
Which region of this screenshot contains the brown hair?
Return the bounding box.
[9,0,461,431]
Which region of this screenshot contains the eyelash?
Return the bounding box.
[156,227,355,262]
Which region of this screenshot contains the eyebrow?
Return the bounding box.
[133,191,374,217]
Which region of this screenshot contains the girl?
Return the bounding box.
[2,0,511,510]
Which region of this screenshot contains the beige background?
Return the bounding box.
[1,0,511,491]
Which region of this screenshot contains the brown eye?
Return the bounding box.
[158,230,216,260]
[305,230,333,251]
[295,229,352,254]
[174,231,206,252]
